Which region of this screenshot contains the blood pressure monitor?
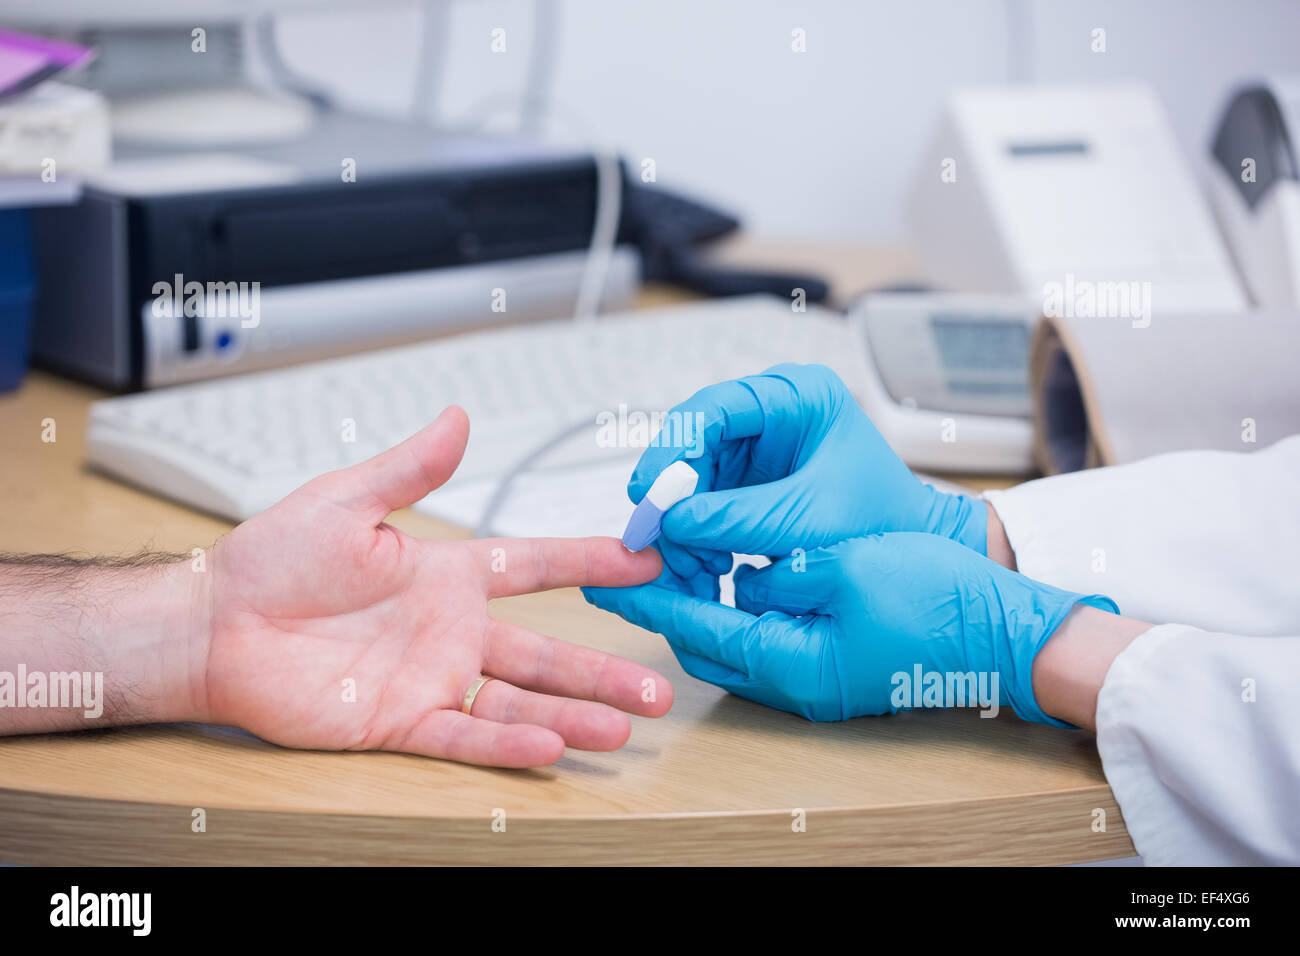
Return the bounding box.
[846,292,1041,475]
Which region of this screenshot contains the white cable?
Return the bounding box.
[252,14,333,107]
[474,417,595,537]
[418,0,617,323]
[411,0,453,125]
[424,6,623,531]
[519,0,561,135]
[437,90,624,324]
[571,149,623,322]
[1003,0,1034,84]
[519,2,618,320]
[414,0,560,133]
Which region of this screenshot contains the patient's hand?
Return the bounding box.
[204,406,672,767]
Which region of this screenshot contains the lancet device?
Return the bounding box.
[621,460,700,552]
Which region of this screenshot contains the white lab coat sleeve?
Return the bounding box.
[981,434,1300,635]
[1094,622,1300,865]
[981,435,1300,865]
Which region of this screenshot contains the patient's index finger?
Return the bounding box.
[473,536,662,598]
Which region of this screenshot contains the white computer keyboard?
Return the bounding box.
[86,295,870,521]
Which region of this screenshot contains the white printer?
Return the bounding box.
[906,83,1248,312]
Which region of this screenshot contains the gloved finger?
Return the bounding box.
[732,552,835,617]
[647,556,721,603]
[582,581,757,675]
[629,363,829,504]
[657,536,733,585]
[684,563,723,601]
[702,548,735,575]
[654,535,703,579]
[730,562,764,615]
[579,565,747,690]
[730,611,835,712]
[629,363,856,504]
[666,644,748,689]
[668,610,818,710]
[655,534,733,581]
[666,541,735,578]
[630,549,720,601]
[645,499,733,582]
[627,379,767,503]
[661,474,808,555]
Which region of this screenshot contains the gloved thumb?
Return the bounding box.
[732,557,828,617]
[661,476,805,555]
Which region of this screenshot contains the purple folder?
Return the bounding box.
[0,27,95,100]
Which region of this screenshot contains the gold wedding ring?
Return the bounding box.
[461,676,495,715]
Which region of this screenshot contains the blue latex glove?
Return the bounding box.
[629,364,988,581]
[585,533,1119,725]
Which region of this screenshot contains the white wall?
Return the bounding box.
[275,0,1300,240]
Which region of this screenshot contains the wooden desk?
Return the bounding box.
[0,256,1135,865]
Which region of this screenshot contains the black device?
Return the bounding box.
[29,112,641,390]
[621,183,831,303]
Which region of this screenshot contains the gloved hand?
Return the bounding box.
[630,364,988,581]
[585,533,1118,725]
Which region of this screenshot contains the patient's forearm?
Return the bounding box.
[1032,605,1151,731]
[0,556,211,734]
